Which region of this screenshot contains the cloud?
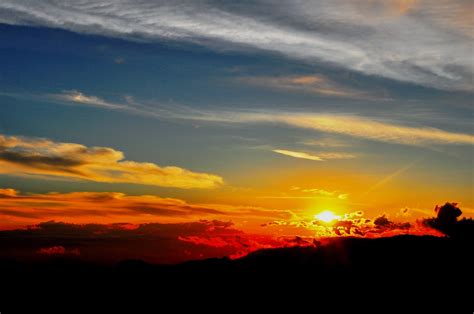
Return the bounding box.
[0,220,286,263]
[113,101,472,146]
[294,187,348,200]
[211,113,474,146]
[273,149,356,161]
[8,90,473,147]
[302,138,350,148]
[0,133,223,189]
[239,75,376,99]
[114,57,125,64]
[423,202,474,239]
[0,1,472,90]
[51,90,126,109]
[273,149,323,161]
[276,114,474,146]
[37,245,80,256]
[0,199,459,263]
[265,210,443,238]
[0,188,292,228]
[270,186,349,200]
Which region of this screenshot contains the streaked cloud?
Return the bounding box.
[239,75,376,99]
[273,149,355,161]
[114,57,125,64]
[202,112,474,146]
[0,188,291,227]
[0,133,223,189]
[0,1,472,90]
[273,149,323,161]
[301,139,350,148]
[51,90,126,109]
[8,90,474,146]
[291,186,348,200]
[276,114,474,146]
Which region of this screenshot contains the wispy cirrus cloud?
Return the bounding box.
[238,75,379,99]
[197,112,474,146]
[290,186,348,200]
[0,133,223,189]
[273,149,323,161]
[276,114,474,146]
[273,149,355,161]
[50,90,126,109]
[6,90,474,146]
[0,0,472,90]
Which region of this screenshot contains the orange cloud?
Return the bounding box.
[265,210,443,238]
[0,188,292,228]
[0,133,223,189]
[288,76,324,85]
[391,0,418,14]
[238,75,375,99]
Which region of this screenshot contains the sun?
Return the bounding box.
[314,210,339,223]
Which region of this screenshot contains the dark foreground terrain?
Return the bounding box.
[0,234,472,309]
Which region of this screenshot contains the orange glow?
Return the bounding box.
[314,210,340,223]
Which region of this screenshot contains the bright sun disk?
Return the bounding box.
[314,210,339,223]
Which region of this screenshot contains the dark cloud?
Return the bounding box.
[0,220,283,264]
[37,246,80,256]
[423,202,474,239]
[374,215,391,227]
[0,150,84,168]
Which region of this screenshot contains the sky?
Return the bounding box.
[0,0,472,261]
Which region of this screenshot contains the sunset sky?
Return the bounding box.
[0,1,472,259]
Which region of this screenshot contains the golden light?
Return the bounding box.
[314,210,339,223]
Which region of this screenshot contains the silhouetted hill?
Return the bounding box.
[0,234,472,308]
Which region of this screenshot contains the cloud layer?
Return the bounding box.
[195,112,474,146]
[0,0,472,90]
[0,134,223,189]
[265,210,443,238]
[0,209,449,264]
[0,188,291,227]
[36,90,474,146]
[0,220,283,263]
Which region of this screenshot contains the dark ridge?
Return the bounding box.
[0,234,471,310]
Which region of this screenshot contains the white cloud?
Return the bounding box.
[0,0,472,90]
[51,90,125,109]
[273,149,356,161]
[273,149,324,161]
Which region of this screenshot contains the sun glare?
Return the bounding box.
[314,210,339,223]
